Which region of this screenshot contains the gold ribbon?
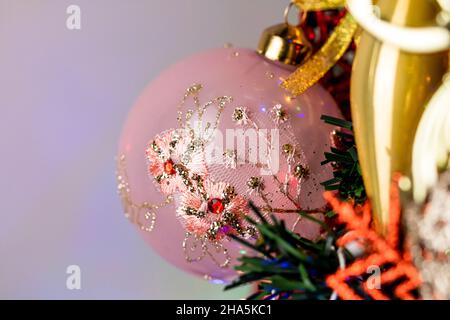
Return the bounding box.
[282,13,357,96]
[293,0,346,11]
[283,2,358,96]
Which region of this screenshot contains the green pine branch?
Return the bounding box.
[320,115,366,203]
[225,205,349,300]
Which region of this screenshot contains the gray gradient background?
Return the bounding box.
[0,0,290,299]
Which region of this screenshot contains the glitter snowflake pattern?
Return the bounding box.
[271,104,289,124]
[232,106,250,126]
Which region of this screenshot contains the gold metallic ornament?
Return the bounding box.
[347,0,450,53]
[257,2,312,66]
[259,0,354,94]
[350,0,449,234]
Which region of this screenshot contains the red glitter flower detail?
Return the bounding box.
[146,129,207,195]
[177,180,250,240]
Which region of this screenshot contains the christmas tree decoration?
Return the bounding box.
[114,0,449,298]
[349,0,449,234]
[117,6,341,281]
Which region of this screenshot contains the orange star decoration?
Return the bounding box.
[324,176,421,300]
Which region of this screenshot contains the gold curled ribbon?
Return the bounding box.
[293,0,346,11]
[282,13,357,96]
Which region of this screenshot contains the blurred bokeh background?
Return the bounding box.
[0,0,290,299]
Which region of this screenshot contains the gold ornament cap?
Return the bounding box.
[257,3,312,66]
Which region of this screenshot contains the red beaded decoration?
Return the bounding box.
[208,198,225,214]
[163,159,176,175]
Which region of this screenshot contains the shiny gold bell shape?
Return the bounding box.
[351,0,449,234]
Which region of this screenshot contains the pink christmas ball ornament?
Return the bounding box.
[117,47,341,282]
